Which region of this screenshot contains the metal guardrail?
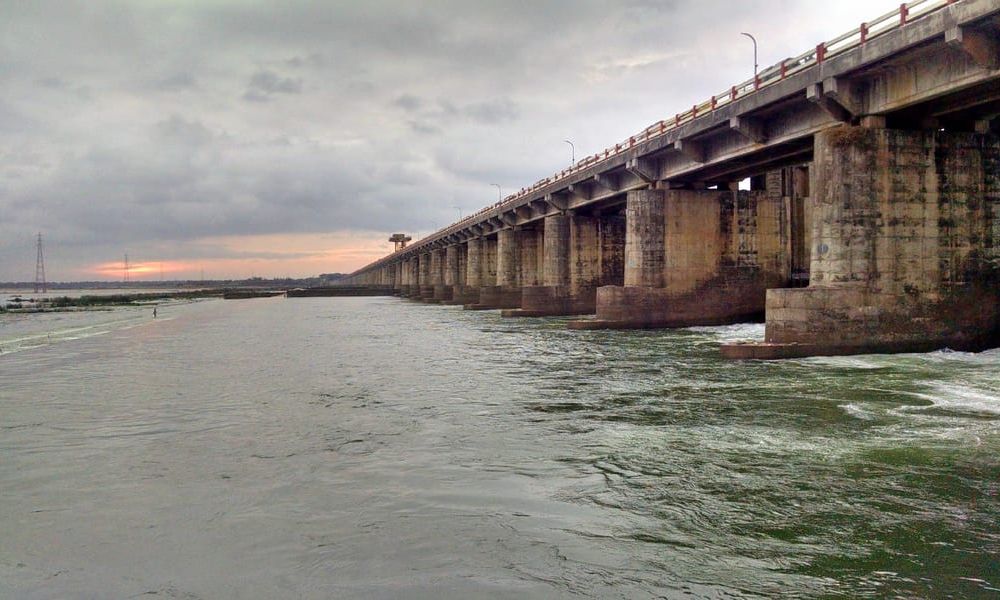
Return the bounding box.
[359,0,956,275]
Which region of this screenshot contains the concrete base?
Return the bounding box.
[432,284,454,303]
[719,340,963,360]
[568,276,771,330]
[463,286,521,310]
[446,286,480,306]
[501,285,596,318]
[416,285,436,302]
[724,285,1000,359]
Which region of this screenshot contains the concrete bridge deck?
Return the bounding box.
[344,0,1000,359]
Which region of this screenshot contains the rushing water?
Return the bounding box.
[1,296,998,599]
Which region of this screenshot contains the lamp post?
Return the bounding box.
[741,32,758,80]
[563,139,575,165]
[452,205,463,220]
[491,183,502,203]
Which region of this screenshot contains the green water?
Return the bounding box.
[1,297,997,598]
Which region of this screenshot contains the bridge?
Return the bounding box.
[343,0,1000,359]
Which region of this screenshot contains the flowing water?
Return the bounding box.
[1,296,998,599]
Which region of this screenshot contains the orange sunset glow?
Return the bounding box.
[79,232,400,280]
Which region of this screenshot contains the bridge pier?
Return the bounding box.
[468,228,523,309]
[428,247,452,303]
[417,252,435,301]
[570,185,790,329]
[724,126,1000,358]
[399,257,414,297]
[405,257,420,298]
[463,235,500,309]
[504,213,602,317]
[451,238,482,305]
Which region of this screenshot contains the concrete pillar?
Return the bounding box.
[599,214,626,286]
[444,246,459,286]
[497,228,519,288]
[472,228,523,309]
[399,258,411,296]
[428,247,449,303]
[543,214,571,287]
[725,127,1000,358]
[454,238,482,305]
[434,245,458,303]
[571,186,790,330]
[466,237,483,289]
[517,227,543,287]
[429,248,444,285]
[570,215,600,299]
[482,236,498,286]
[418,252,434,301]
[409,257,420,297]
[624,189,666,288]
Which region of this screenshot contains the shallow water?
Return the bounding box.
[1,297,998,598]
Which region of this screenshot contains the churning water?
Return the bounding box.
[1,297,998,598]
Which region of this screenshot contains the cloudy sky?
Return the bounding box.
[0,0,906,281]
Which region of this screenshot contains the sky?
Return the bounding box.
[0,0,908,281]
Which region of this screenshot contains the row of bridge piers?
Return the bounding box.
[351,126,1000,358]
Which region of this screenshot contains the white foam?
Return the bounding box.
[685,322,765,343]
[909,382,1000,416]
[800,355,890,370]
[840,403,876,420]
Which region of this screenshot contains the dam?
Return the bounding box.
[344,0,1000,358]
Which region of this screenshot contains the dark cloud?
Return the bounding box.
[243,70,303,102]
[0,0,907,279]
[154,115,214,146]
[393,94,422,111]
[155,72,198,91]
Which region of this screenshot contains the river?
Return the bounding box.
[1,296,998,598]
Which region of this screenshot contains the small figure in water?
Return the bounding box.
[153,307,157,318]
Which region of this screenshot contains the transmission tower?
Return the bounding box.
[123,253,131,284]
[34,232,46,293]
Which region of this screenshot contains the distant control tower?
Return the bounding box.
[389,233,412,252]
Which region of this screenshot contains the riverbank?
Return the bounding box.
[3,289,231,312]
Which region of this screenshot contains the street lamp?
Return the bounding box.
[563,139,575,165]
[491,183,502,202]
[741,32,758,79]
[452,205,463,220]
